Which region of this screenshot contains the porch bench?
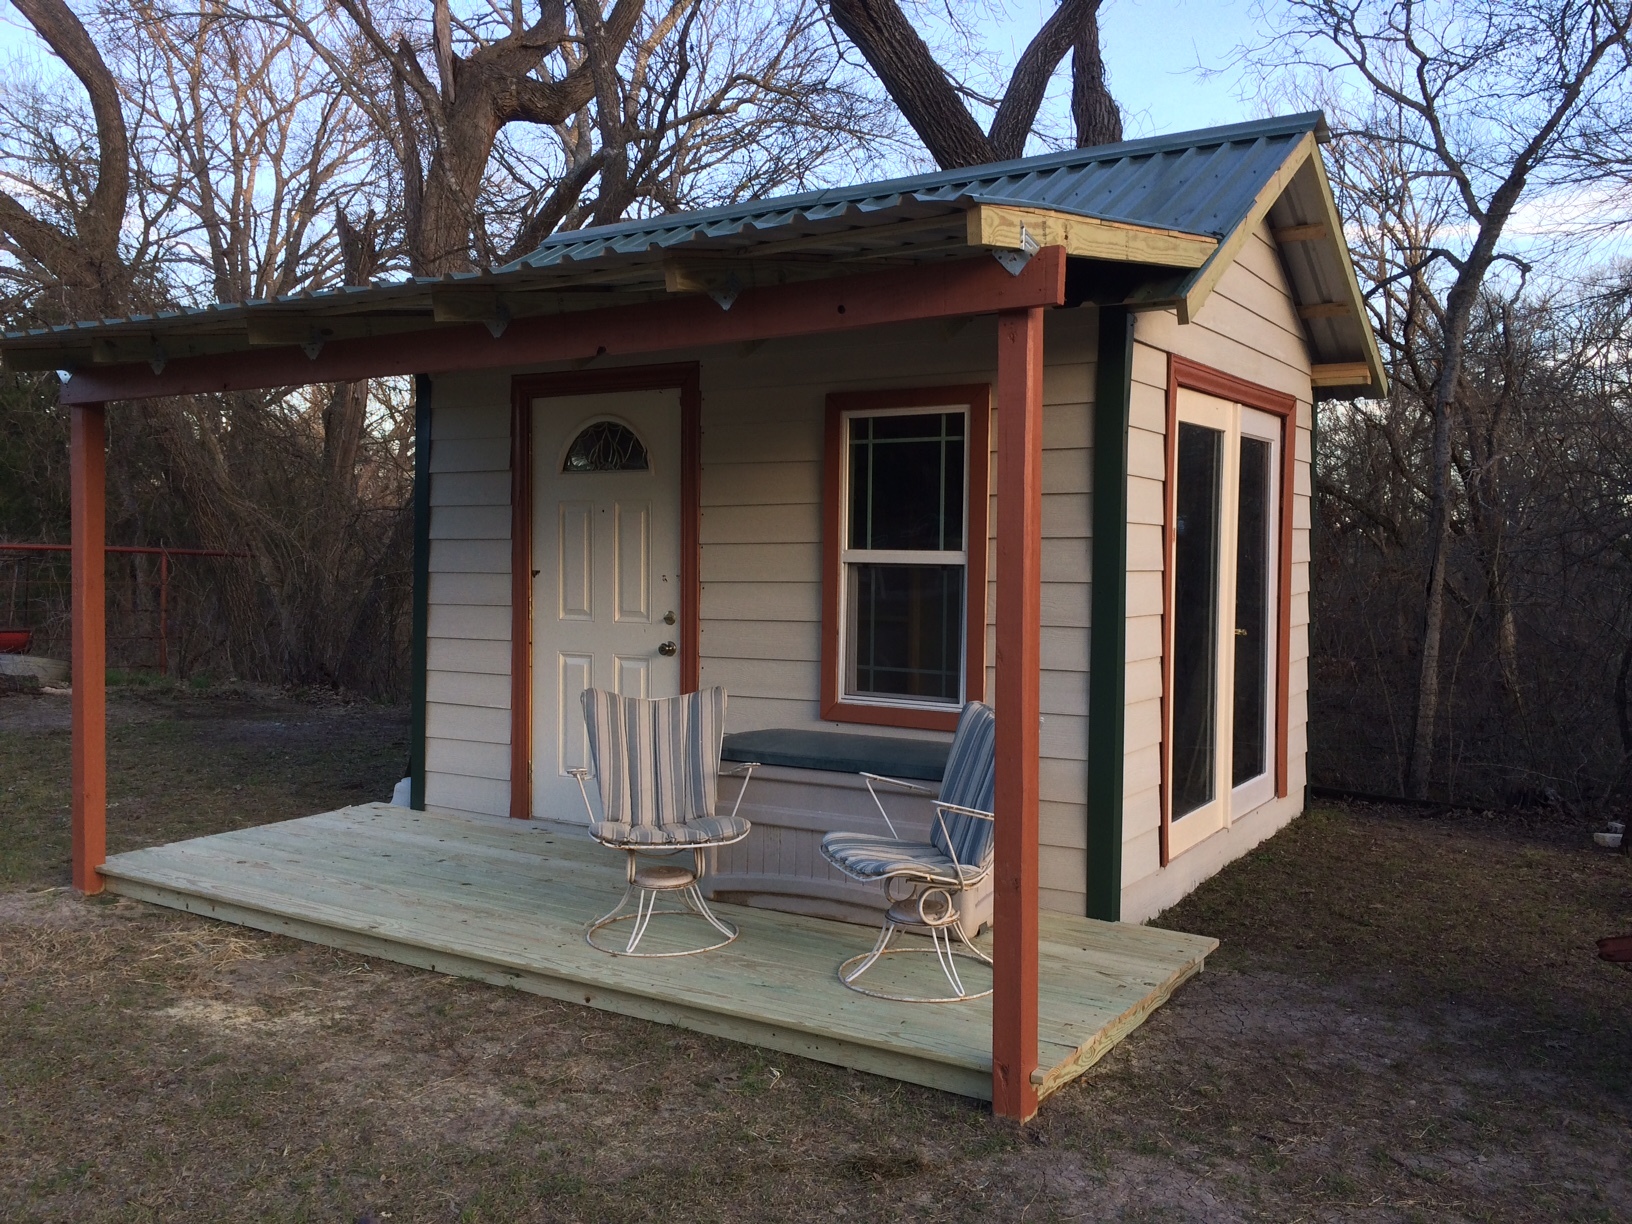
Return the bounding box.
[708,728,995,931]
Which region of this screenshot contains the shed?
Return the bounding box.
[2,112,1383,1120]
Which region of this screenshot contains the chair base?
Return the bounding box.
[586,863,739,957]
[837,910,994,1003]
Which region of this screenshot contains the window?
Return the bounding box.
[562,420,649,472]
[1164,366,1292,860]
[823,387,990,731]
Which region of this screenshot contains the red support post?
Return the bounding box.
[70,402,108,895]
[992,307,1044,1120]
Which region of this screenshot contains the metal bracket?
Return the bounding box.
[148,346,167,375]
[708,273,742,311]
[301,335,324,360]
[992,225,1041,277]
[483,303,512,339]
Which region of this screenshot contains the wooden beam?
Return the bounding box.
[245,315,332,348]
[967,204,1217,269]
[1298,301,1352,320]
[431,288,512,336]
[1302,152,1389,398]
[744,212,962,257]
[1176,132,1317,325]
[992,306,1043,1122]
[4,346,94,372]
[70,402,107,895]
[1273,223,1330,243]
[56,252,1069,404]
[1310,361,1374,386]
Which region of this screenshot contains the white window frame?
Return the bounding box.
[836,403,971,713]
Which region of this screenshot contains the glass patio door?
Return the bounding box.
[1168,388,1280,857]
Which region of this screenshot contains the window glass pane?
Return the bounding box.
[563,421,648,471]
[1172,422,1222,818]
[847,412,964,551]
[846,563,962,701]
[1232,436,1271,787]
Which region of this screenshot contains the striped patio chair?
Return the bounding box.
[819,701,997,1001]
[569,687,756,956]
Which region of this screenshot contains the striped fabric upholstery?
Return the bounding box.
[930,701,997,868]
[581,688,732,844]
[819,831,986,887]
[589,813,749,848]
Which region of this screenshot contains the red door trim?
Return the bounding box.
[507,363,702,821]
[1161,355,1297,864]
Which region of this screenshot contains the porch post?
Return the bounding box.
[70,401,108,895]
[992,306,1043,1120]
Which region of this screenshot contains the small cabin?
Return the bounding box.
[3,112,1384,1119]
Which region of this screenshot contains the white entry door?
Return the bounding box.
[531,390,682,820]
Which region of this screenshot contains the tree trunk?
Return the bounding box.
[827,0,994,168]
[2,0,131,317]
[1071,10,1121,146]
[1407,280,1479,798]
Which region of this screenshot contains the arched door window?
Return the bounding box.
[562,420,649,472]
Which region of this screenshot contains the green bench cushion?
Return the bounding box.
[721,728,950,782]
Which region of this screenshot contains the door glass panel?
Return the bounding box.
[1233,437,1271,787]
[1172,422,1222,819]
[846,562,963,700]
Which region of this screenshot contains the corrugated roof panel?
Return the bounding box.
[4,112,1328,343]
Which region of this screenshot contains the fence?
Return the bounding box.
[0,543,246,677]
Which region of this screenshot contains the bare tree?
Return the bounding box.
[826,0,1122,169]
[0,0,130,317]
[1259,0,1632,796]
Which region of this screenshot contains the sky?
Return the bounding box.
[0,0,1267,140]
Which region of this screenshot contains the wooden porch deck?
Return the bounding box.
[100,803,1217,1103]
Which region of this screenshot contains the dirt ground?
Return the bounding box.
[1,686,1629,1222]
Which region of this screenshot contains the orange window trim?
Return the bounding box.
[821,385,992,733]
[1160,355,1298,866]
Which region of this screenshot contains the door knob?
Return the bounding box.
[658,641,677,657]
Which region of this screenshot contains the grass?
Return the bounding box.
[1,686,1630,1221]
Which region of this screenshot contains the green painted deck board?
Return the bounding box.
[100,803,1216,1103]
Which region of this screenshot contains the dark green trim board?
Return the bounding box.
[1087,307,1135,921]
[409,374,433,811]
[1305,396,1318,815]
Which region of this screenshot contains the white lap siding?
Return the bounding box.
[424,370,513,818]
[1119,221,1315,922]
[416,243,1315,922]
[694,311,1097,915]
[418,318,1100,914]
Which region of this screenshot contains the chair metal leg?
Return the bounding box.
[585,851,740,957]
[836,891,993,1003]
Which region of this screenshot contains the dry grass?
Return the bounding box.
[1,687,1630,1221]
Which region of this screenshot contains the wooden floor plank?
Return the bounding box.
[100,803,1215,1104]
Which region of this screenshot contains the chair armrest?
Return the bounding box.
[722,762,757,821]
[859,771,936,794]
[566,768,595,824]
[933,800,994,822]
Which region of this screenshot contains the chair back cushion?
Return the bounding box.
[932,701,997,867]
[581,687,726,828]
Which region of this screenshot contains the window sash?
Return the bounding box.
[838,405,970,709]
